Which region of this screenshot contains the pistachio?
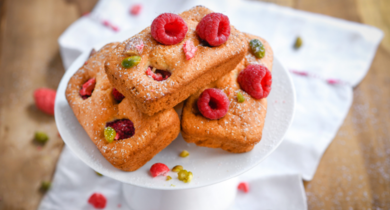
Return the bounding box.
[237,92,245,103]
[34,131,49,144]
[294,37,303,49]
[178,170,188,181]
[41,181,51,191]
[104,127,116,143]
[172,165,183,172]
[249,39,265,59]
[179,150,189,158]
[121,56,141,68]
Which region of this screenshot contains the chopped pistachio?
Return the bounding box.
[294,37,303,49]
[166,176,172,181]
[249,39,265,58]
[95,171,103,176]
[179,150,189,158]
[34,131,49,144]
[172,165,183,172]
[121,56,141,68]
[183,171,193,183]
[104,126,116,143]
[237,92,245,103]
[178,170,188,181]
[41,181,51,191]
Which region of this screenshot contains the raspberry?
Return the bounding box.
[150,163,169,177]
[197,88,229,120]
[237,65,272,99]
[102,20,119,32]
[106,119,135,140]
[183,40,197,60]
[196,13,230,47]
[130,4,142,15]
[124,37,144,56]
[237,182,249,193]
[34,88,56,115]
[151,13,188,45]
[88,193,107,209]
[112,88,124,102]
[146,67,171,81]
[80,78,96,99]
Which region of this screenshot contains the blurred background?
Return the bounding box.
[0,0,389,209]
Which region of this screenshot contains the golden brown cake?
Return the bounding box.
[181,34,273,153]
[66,43,180,171]
[105,6,247,116]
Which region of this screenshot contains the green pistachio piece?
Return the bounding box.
[183,171,193,183]
[237,92,245,103]
[294,37,303,49]
[179,150,189,158]
[178,170,188,181]
[41,181,51,191]
[172,165,183,173]
[249,39,265,59]
[34,131,49,144]
[121,56,141,68]
[104,126,116,143]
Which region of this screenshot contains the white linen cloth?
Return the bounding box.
[39,0,383,209]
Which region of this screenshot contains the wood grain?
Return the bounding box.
[0,0,389,209]
[0,0,79,209]
[292,0,390,209]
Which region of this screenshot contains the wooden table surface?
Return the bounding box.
[0,0,389,209]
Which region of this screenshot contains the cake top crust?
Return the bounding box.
[105,6,247,103]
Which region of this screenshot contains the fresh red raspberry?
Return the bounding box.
[237,65,272,99]
[130,4,142,15]
[112,88,124,102]
[196,13,230,47]
[151,13,188,45]
[197,88,229,120]
[106,119,135,140]
[183,40,197,60]
[80,78,96,99]
[88,193,107,209]
[237,182,249,193]
[34,88,56,115]
[150,163,169,177]
[146,67,171,81]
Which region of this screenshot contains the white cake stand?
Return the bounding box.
[55,30,295,210]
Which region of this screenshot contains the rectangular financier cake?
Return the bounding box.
[181,33,273,153]
[105,6,247,116]
[66,43,180,171]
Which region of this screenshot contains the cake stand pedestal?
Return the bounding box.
[122,177,239,210]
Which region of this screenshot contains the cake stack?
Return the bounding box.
[65,6,273,172]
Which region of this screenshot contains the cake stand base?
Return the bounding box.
[122,177,239,210]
